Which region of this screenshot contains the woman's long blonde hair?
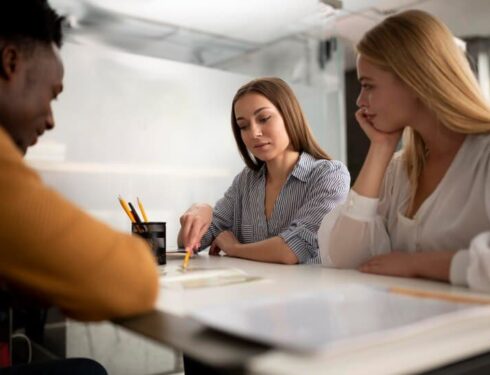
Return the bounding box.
[231,77,330,171]
[357,10,490,211]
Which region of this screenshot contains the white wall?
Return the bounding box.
[26,42,344,248]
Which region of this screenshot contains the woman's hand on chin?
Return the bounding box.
[355,108,403,150]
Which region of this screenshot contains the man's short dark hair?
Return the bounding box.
[0,0,64,49]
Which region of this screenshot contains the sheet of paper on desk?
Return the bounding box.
[159,265,261,289]
[190,284,490,353]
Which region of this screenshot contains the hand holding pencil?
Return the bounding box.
[179,203,212,253]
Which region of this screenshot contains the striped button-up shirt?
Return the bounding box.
[200,152,350,263]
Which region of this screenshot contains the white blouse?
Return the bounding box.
[318,134,490,292]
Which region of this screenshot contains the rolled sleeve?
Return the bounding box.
[279,225,318,264]
[450,232,490,292]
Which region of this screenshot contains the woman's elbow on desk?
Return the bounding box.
[319,238,368,269]
[327,252,365,269]
[318,222,373,269]
[281,251,299,265]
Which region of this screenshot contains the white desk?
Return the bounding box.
[118,253,490,374]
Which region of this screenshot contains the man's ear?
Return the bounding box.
[0,44,21,80]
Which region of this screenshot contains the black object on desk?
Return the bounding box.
[132,222,166,265]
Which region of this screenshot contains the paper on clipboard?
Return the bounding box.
[160,265,261,289]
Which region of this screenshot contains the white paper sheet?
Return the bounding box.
[159,265,261,289]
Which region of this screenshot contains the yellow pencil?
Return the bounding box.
[389,286,490,305]
[137,197,149,222]
[118,195,135,223]
[182,248,191,270]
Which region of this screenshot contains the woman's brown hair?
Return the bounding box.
[231,77,331,171]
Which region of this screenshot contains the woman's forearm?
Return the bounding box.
[353,143,397,198]
[229,237,298,264]
[415,251,456,282]
[360,251,456,283]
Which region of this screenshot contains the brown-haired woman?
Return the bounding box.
[179,77,349,264]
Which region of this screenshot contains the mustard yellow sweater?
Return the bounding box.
[0,127,158,321]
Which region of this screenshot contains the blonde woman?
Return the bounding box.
[318,10,490,291]
[179,77,349,264]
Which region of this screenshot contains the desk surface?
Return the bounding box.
[118,253,490,374]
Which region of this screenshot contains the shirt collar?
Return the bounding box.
[258,152,315,183]
[291,152,316,182]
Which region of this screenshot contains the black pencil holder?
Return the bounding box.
[132,222,166,265]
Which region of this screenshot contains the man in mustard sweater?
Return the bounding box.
[0,0,159,373]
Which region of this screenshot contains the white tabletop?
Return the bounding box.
[157,252,488,314]
[155,253,490,374]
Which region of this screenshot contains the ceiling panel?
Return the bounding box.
[49,0,490,70]
[84,0,330,44]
